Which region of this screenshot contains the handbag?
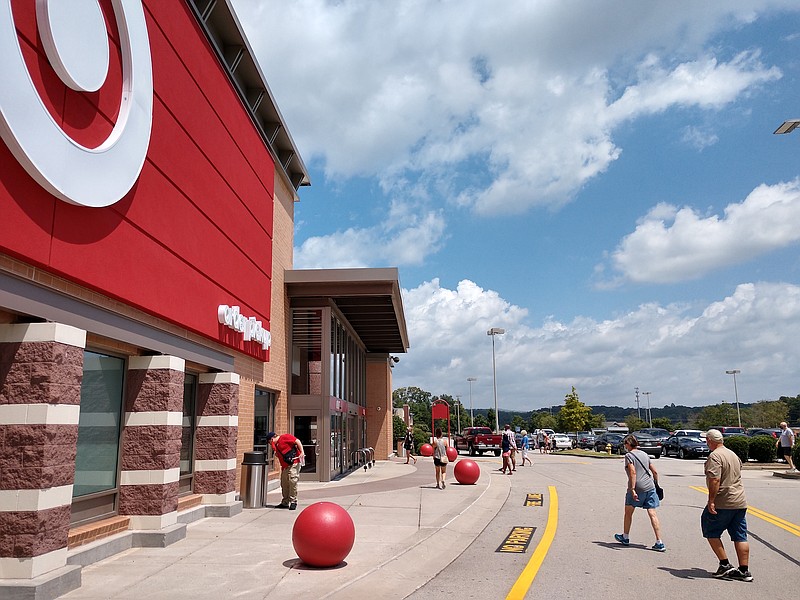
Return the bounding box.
[281,446,298,464]
[435,440,448,463]
[630,451,663,500]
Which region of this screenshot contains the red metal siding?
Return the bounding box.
[0,0,276,360]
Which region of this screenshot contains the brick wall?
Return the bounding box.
[234,175,295,488]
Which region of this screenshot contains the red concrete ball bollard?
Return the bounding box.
[454,459,480,485]
[419,443,434,457]
[445,445,458,462]
[292,502,355,567]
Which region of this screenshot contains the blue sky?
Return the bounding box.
[232,1,800,412]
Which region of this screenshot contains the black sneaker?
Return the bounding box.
[289,502,297,510]
[713,564,735,578]
[724,569,753,582]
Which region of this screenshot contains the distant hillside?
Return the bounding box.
[481,403,742,427]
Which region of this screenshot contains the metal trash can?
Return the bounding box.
[240,451,266,508]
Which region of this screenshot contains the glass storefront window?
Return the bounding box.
[291,309,322,395]
[254,388,276,457]
[180,373,197,477]
[73,351,124,497]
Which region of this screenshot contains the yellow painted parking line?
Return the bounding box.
[505,485,558,600]
[690,486,800,537]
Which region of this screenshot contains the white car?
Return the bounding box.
[551,434,572,450]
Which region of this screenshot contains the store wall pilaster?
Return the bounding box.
[120,355,185,530]
[365,355,392,459]
[194,372,239,504]
[0,323,86,579]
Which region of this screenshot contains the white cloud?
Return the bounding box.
[395,279,800,410]
[681,125,719,150]
[232,1,785,216]
[294,207,445,268]
[606,179,800,283]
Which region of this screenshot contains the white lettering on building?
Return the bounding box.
[217,305,271,350]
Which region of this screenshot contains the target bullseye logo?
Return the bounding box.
[0,0,153,208]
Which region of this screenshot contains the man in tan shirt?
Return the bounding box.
[702,429,751,582]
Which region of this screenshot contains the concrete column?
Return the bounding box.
[193,372,239,505]
[0,323,85,579]
[366,355,393,459]
[120,355,184,530]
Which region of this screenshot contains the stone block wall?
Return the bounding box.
[0,323,85,579]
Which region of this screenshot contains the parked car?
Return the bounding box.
[577,431,596,449]
[565,432,578,448]
[711,426,746,435]
[551,433,572,450]
[673,429,706,438]
[662,434,709,459]
[454,427,503,456]
[747,428,781,438]
[632,432,661,458]
[594,433,625,454]
[634,428,670,445]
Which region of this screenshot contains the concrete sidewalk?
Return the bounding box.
[61,457,509,600]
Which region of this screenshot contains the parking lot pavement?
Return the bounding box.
[412,451,800,599]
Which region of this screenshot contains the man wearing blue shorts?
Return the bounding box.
[702,429,752,582]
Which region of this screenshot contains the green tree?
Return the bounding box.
[586,412,606,429]
[511,415,527,431]
[487,408,497,432]
[538,413,558,430]
[651,417,675,431]
[559,387,592,433]
[474,414,489,428]
[392,415,406,443]
[695,403,740,430]
[393,386,434,431]
[783,395,800,424]
[743,400,788,428]
[625,414,647,432]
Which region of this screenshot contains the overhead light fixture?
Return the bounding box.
[773,119,800,134]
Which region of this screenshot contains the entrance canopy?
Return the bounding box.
[285,268,410,353]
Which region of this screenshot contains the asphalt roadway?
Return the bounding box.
[61,450,799,600]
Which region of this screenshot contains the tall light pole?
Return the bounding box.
[467,377,477,427]
[642,391,652,427]
[487,327,505,433]
[635,387,640,420]
[455,395,461,433]
[725,369,742,429]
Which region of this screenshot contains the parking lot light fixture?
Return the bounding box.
[774,119,800,134]
[467,377,477,427]
[725,369,743,429]
[487,328,505,433]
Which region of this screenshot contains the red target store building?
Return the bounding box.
[0,1,408,596]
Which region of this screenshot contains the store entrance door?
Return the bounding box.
[292,412,320,481]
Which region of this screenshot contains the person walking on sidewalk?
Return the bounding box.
[776,422,796,472]
[702,429,752,582]
[614,434,665,552]
[432,428,450,489]
[500,424,514,474]
[266,431,304,510]
[520,430,533,466]
[403,426,417,465]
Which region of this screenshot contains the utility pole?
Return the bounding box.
[635,387,640,420]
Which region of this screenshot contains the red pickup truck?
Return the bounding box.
[454,427,503,456]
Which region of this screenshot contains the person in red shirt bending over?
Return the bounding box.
[266,432,304,510]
